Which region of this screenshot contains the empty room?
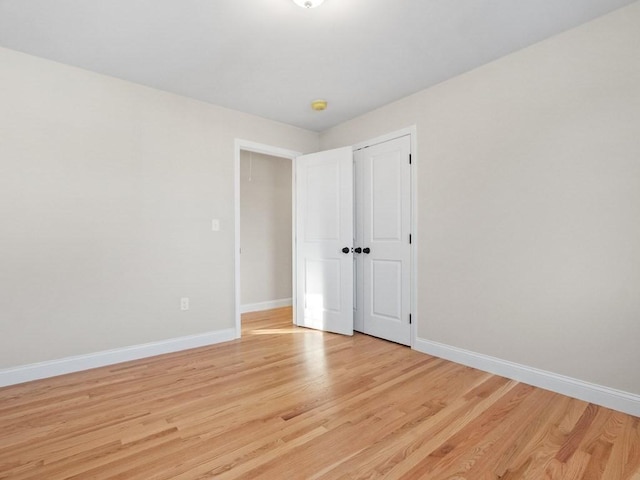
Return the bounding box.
[1,0,639,478]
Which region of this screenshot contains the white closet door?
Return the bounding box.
[295,147,354,336]
[355,135,411,345]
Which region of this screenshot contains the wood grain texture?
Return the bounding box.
[1,307,638,479]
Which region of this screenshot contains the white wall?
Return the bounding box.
[240,151,292,308]
[321,3,640,395]
[3,2,639,406]
[0,47,318,369]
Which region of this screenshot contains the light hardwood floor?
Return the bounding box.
[1,307,639,479]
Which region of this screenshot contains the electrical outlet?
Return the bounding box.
[180,297,189,311]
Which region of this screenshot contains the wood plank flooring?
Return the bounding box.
[1,307,639,479]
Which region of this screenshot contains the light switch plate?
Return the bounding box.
[211,219,220,231]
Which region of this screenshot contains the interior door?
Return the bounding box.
[355,135,412,345]
[295,147,354,335]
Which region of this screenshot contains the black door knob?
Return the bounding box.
[363,247,371,254]
[354,247,362,254]
[342,247,350,254]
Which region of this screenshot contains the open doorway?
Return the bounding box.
[234,140,301,337]
[239,151,293,313]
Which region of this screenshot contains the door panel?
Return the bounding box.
[296,147,353,336]
[371,259,402,320]
[372,153,403,241]
[356,135,411,345]
[304,161,340,241]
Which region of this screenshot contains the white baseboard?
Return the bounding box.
[413,337,640,417]
[240,298,292,314]
[0,328,237,388]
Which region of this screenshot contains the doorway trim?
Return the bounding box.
[234,139,301,338]
[352,125,418,348]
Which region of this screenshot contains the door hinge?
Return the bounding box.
[409,314,412,324]
[409,154,412,165]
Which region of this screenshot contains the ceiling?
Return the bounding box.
[0,0,635,132]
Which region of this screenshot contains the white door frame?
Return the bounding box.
[234,139,301,338]
[352,126,418,348]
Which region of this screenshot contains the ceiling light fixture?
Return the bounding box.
[293,0,325,8]
[311,99,328,111]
